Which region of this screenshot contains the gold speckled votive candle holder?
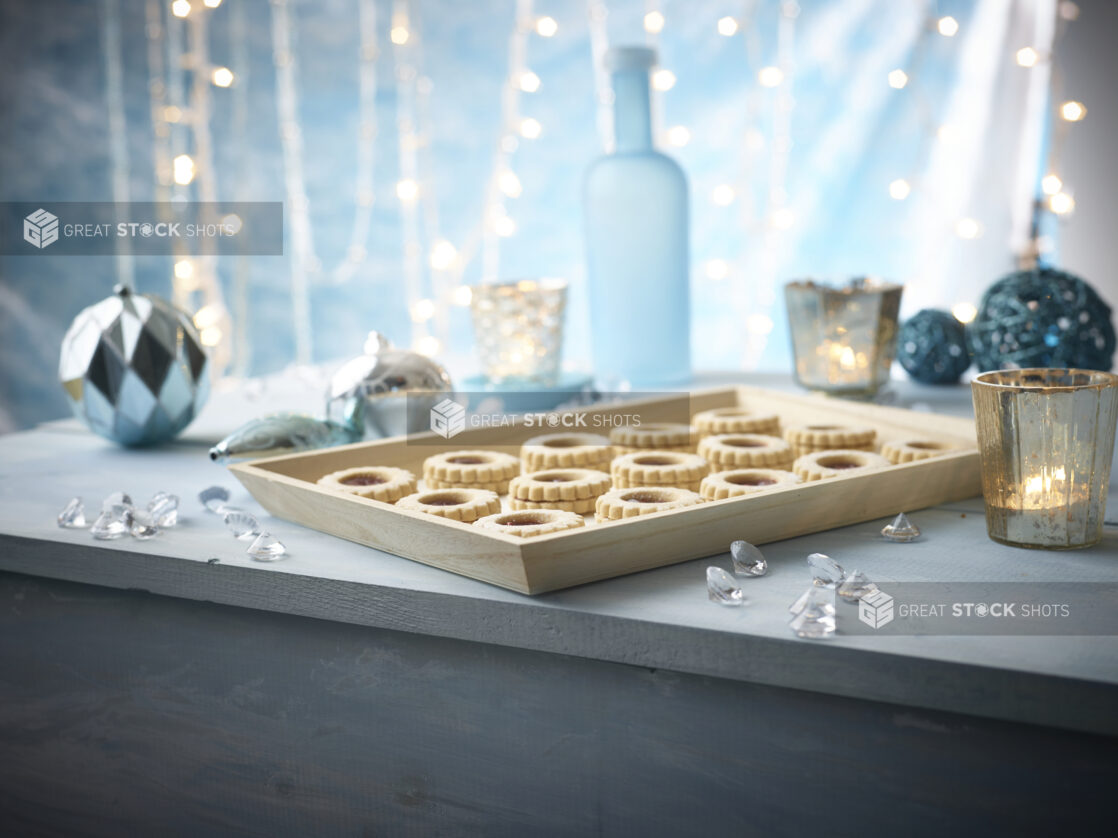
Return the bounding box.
[971,369,1118,549]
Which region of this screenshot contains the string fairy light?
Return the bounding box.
[937,16,959,37]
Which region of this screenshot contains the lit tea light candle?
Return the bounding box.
[972,369,1118,549]
[786,278,903,397]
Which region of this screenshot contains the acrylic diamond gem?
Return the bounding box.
[730,541,768,577]
[707,566,745,606]
[808,552,845,586]
[224,510,261,540]
[147,491,180,528]
[789,587,836,639]
[125,508,159,540]
[91,509,129,540]
[57,497,88,529]
[247,532,287,562]
[199,486,231,513]
[101,491,133,516]
[836,570,879,603]
[882,512,920,542]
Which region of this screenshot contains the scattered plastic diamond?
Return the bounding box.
[808,552,845,586]
[836,570,879,602]
[224,510,262,540]
[789,587,836,639]
[706,566,745,606]
[199,486,232,513]
[247,532,287,562]
[57,497,88,529]
[788,587,813,614]
[147,492,180,528]
[730,541,768,577]
[125,508,159,540]
[882,512,921,542]
[91,509,129,540]
[102,491,133,516]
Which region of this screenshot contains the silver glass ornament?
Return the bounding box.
[209,413,360,462]
[326,332,453,438]
[59,285,210,446]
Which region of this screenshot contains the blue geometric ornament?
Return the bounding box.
[59,285,210,446]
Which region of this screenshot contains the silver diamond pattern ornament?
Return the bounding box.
[59,285,210,446]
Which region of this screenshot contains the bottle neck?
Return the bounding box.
[611,69,653,152]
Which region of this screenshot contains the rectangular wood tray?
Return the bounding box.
[229,386,980,594]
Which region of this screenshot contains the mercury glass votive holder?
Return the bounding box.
[971,369,1118,550]
[470,278,568,387]
[784,278,904,397]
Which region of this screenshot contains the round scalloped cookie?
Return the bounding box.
[699,468,801,500]
[316,466,417,502]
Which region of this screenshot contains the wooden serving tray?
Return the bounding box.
[229,386,980,594]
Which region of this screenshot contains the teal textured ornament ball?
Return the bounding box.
[968,268,1115,372]
[897,309,972,384]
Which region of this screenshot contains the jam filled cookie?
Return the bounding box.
[783,423,876,459]
[507,468,612,514]
[793,450,891,482]
[611,451,710,492]
[317,466,417,502]
[698,434,794,469]
[699,468,801,500]
[474,509,586,538]
[396,488,501,523]
[423,449,520,493]
[692,406,781,437]
[595,486,704,522]
[609,423,695,456]
[520,433,612,473]
[881,439,956,465]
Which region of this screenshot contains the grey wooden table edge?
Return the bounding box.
[4,532,1115,738]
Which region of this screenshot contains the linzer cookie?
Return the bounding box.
[699,468,801,500]
[317,466,417,503]
[474,509,585,538]
[697,434,794,469]
[396,488,501,522]
[793,450,891,482]
[520,433,612,473]
[692,406,780,437]
[508,468,612,514]
[423,449,520,493]
[784,423,876,458]
[595,486,703,522]
[609,423,695,456]
[881,439,956,464]
[611,451,710,492]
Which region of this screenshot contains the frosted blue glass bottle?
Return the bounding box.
[584,46,691,388]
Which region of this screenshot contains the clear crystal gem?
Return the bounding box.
[808,552,845,586]
[91,509,129,540]
[707,566,745,606]
[147,491,180,528]
[101,491,133,516]
[57,497,88,529]
[125,508,159,540]
[224,510,262,540]
[247,532,287,562]
[199,486,231,513]
[789,587,836,639]
[836,570,879,602]
[881,512,921,542]
[730,541,768,577]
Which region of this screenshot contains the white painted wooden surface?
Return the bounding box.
[2,373,1116,735]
